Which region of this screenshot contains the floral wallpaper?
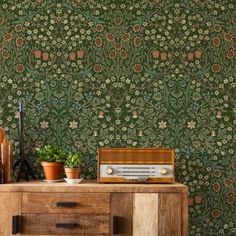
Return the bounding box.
[0,0,235,235]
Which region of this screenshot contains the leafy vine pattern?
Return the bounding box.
[0,0,235,235]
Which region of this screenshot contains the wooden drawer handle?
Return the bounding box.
[56,202,77,207]
[56,223,77,228]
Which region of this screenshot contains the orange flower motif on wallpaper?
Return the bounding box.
[120,50,127,59]
[15,24,23,33]
[122,32,131,42]
[227,194,234,205]
[226,49,234,60]
[212,36,221,47]
[106,33,115,42]
[134,36,142,47]
[3,33,13,42]
[16,64,25,73]
[69,51,85,61]
[95,24,103,32]
[16,37,24,47]
[134,64,142,73]
[24,5,92,75]
[34,50,50,60]
[94,63,103,73]
[213,24,222,32]
[2,49,10,59]
[160,52,167,61]
[114,17,122,25]
[194,195,203,204]
[212,64,221,73]
[69,52,75,61]
[109,50,116,59]
[152,49,159,58]
[212,209,221,218]
[42,52,49,61]
[224,32,233,42]
[77,50,84,59]
[95,37,102,47]
[34,50,41,59]
[132,24,141,32]
[187,49,203,60]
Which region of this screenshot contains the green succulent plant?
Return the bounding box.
[65,152,82,168]
[35,145,66,163]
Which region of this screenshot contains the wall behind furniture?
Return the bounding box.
[0,0,235,234]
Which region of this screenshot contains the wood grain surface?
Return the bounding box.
[110,193,133,236]
[0,181,187,193]
[0,181,188,236]
[0,128,4,143]
[158,193,182,236]
[0,141,13,183]
[133,193,158,236]
[181,189,189,236]
[22,213,110,235]
[22,192,110,213]
[0,192,21,235]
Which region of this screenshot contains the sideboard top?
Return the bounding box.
[0,181,188,193]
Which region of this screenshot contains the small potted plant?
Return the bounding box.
[35,145,66,181]
[64,152,82,182]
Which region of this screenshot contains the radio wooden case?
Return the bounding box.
[97,148,175,183]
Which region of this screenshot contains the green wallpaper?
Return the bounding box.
[0,0,235,234]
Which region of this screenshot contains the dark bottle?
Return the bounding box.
[0,161,4,184]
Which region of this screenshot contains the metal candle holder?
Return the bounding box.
[13,102,36,181]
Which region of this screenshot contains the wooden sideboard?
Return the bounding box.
[0,181,188,236]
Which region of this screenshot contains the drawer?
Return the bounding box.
[22,193,110,214]
[21,213,110,235]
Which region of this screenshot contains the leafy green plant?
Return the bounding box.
[65,152,82,168]
[35,145,66,162]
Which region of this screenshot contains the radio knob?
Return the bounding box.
[106,167,113,175]
[159,168,168,175]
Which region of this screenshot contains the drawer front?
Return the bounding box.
[22,213,110,235]
[22,193,110,214]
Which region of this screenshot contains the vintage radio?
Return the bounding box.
[97,148,175,183]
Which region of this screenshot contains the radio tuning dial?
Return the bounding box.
[106,167,113,175]
[159,167,168,175]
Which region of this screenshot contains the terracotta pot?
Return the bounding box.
[65,167,81,179]
[41,162,64,180]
